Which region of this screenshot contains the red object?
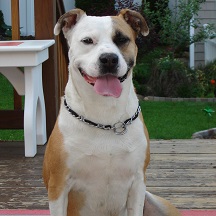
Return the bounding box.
[0,42,23,46]
[181,210,216,216]
[210,79,216,85]
[0,210,50,215]
[0,210,216,215]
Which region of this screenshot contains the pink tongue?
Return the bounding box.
[94,75,122,98]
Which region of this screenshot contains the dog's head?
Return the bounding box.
[54,9,149,98]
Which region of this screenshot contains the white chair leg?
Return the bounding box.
[24,66,38,157]
[36,73,47,145]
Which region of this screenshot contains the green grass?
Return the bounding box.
[141,101,216,139]
[1,74,216,140]
[0,74,24,141]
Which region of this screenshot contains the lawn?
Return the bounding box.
[0,74,24,141]
[0,74,215,140]
[141,100,216,139]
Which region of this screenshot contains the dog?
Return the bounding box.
[43,8,181,216]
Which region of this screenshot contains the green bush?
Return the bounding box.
[142,0,216,56]
[192,60,216,97]
[134,58,216,98]
[133,48,164,95]
[75,0,141,16]
[133,63,150,95]
[0,10,10,36]
[147,55,189,97]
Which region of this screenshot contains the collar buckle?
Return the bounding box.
[113,121,127,135]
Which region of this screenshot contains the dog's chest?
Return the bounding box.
[59,116,147,214]
[64,124,146,180]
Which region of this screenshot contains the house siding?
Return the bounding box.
[169,0,216,68]
[194,0,216,67]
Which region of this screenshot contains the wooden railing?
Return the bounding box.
[56,0,69,97]
[11,0,22,111]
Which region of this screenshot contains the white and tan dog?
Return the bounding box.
[43,8,181,216]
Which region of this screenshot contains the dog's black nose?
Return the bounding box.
[99,53,119,74]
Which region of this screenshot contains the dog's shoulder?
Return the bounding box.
[43,118,69,200]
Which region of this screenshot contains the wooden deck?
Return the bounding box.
[0,139,215,210]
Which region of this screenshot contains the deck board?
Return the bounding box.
[0,139,215,210]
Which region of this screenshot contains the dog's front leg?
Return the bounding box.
[127,170,146,216]
[48,186,70,216]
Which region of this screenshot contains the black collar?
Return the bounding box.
[64,96,141,135]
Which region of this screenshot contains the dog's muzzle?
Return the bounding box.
[99,53,119,75]
[78,53,130,98]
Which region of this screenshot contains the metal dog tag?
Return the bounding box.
[113,121,127,135]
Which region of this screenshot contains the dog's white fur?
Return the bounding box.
[43,9,181,216]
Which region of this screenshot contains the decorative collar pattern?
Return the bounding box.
[64,96,141,135]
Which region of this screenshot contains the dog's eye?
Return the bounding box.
[113,32,130,46]
[81,37,94,45]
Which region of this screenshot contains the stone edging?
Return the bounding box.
[192,128,216,139]
[138,95,216,102]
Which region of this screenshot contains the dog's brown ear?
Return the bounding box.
[118,9,149,37]
[54,9,86,36]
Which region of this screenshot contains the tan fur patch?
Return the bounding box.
[118,9,149,36]
[43,118,69,201]
[111,16,138,76]
[43,119,86,215]
[67,190,85,216]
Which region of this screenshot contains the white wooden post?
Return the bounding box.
[189,17,195,69]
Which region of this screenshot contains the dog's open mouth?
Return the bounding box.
[79,69,97,86]
[79,68,127,98]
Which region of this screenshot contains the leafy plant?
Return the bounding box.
[75,0,142,16]
[134,57,216,98]
[189,60,216,97]
[142,0,216,55]
[0,10,22,38]
[0,10,12,37]
[0,10,4,27]
[148,55,189,97]
[133,48,164,95]
[115,0,141,12]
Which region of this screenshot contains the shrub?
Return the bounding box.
[133,63,150,95]
[142,0,216,56]
[192,60,216,97]
[147,55,189,97]
[75,0,141,16]
[134,58,216,98]
[115,0,141,12]
[0,10,19,38]
[133,48,164,95]
[0,10,9,37]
